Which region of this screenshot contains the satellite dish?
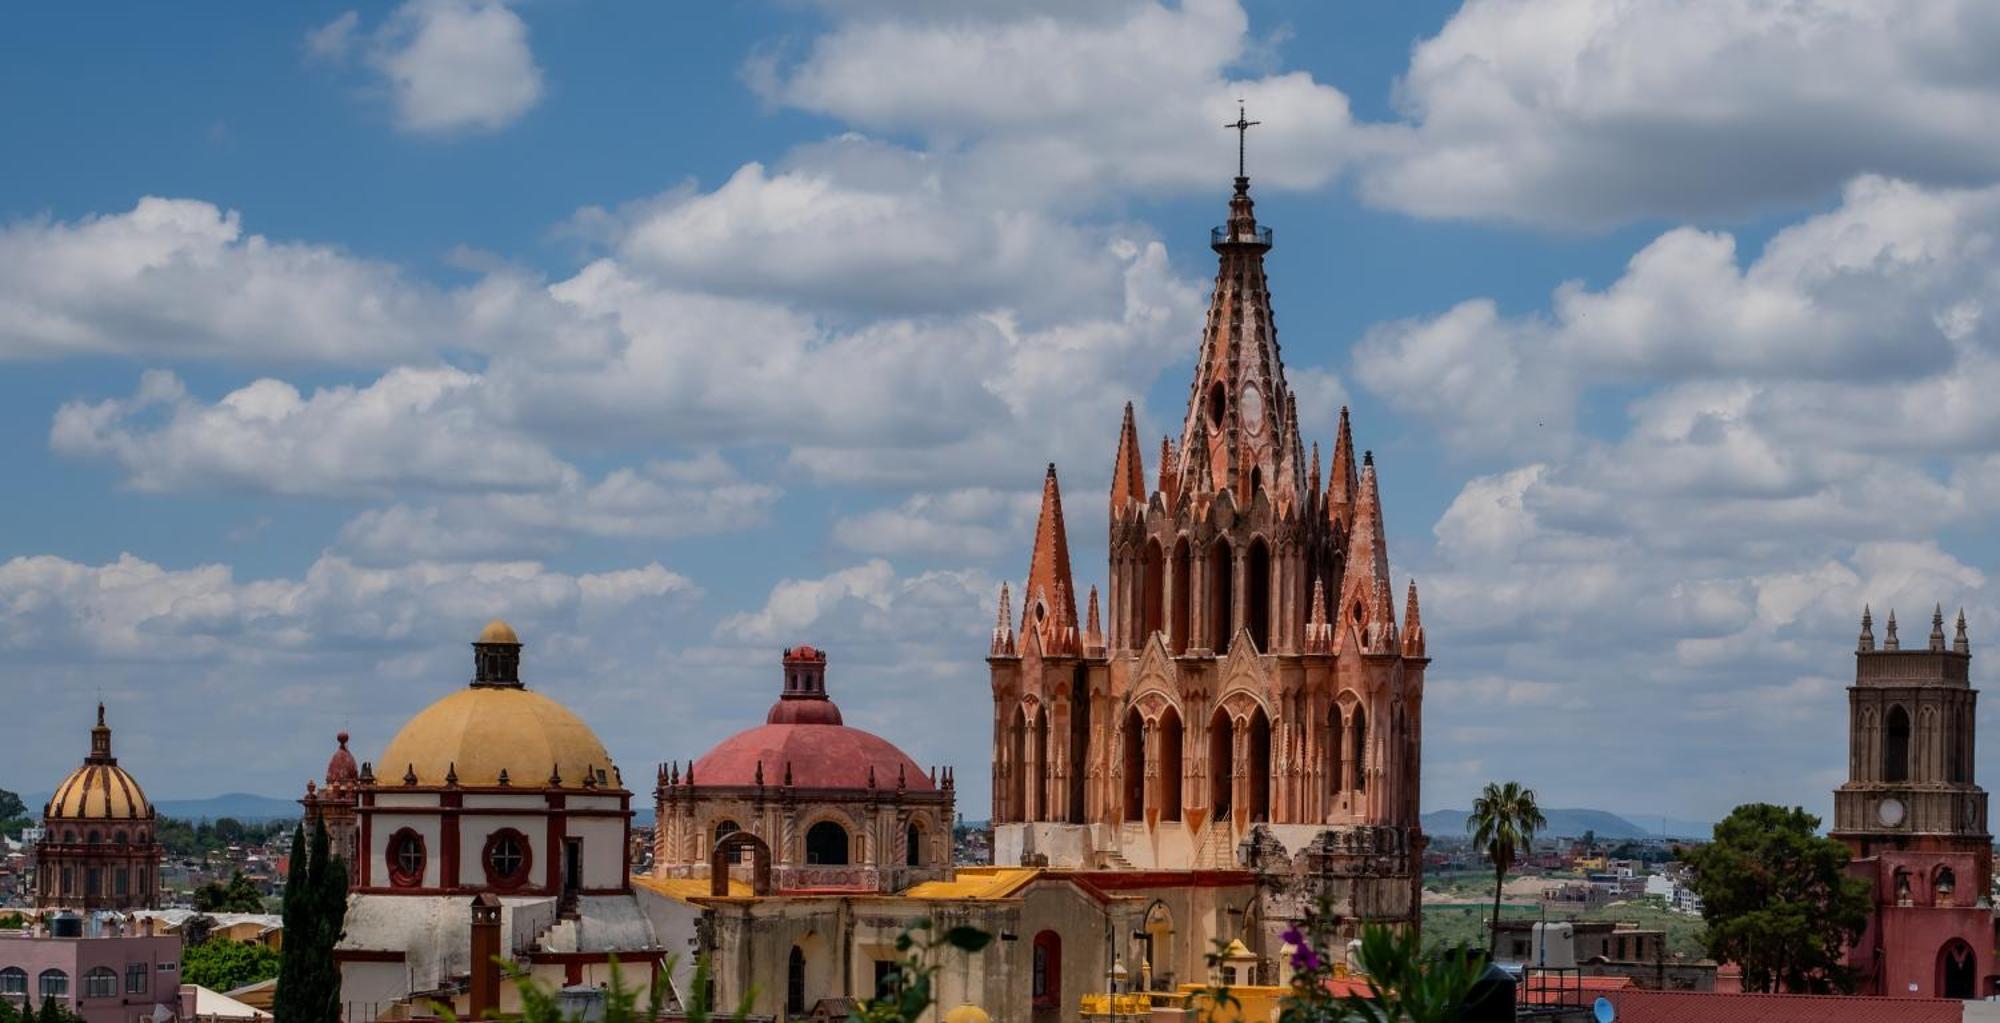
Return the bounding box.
[1593,996,1616,1023]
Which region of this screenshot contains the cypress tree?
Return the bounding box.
[274,823,308,1022]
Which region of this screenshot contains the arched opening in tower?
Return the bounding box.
[1939,938,1976,999]
[1209,709,1234,817]
[1142,539,1166,646]
[804,821,850,866]
[1885,704,1911,782]
[1210,539,1235,654]
[1008,705,1028,821]
[1034,705,1051,822]
[1122,707,1146,823]
[1948,701,1967,784]
[1246,537,1271,653]
[1351,705,1368,794]
[1327,703,1347,796]
[1171,537,1193,655]
[1248,707,1271,822]
[1159,707,1184,823]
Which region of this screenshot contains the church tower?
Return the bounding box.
[1832,606,1995,998]
[988,114,1427,940]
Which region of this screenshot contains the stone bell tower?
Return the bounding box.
[1831,605,1996,998]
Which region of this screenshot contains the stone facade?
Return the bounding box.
[1832,606,1997,998]
[987,170,1427,940]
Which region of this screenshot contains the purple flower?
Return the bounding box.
[1290,945,1323,973]
[1280,926,1305,946]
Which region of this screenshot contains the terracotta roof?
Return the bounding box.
[1604,989,1965,1023]
[693,720,932,791]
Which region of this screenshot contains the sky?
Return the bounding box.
[5,0,2000,827]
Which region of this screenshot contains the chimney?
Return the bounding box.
[469,893,503,1019]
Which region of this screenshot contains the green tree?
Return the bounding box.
[182,938,282,991]
[1579,829,1597,855]
[274,819,347,1023]
[1467,780,1548,957]
[192,870,266,913]
[0,788,26,821]
[1681,803,1870,994]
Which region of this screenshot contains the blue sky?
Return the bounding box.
[5,0,2000,826]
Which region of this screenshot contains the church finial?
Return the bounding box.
[1885,610,1901,650]
[1931,604,1948,651]
[1085,585,1103,650]
[1403,579,1425,658]
[1858,605,1875,652]
[1955,608,1970,654]
[1305,578,1331,655]
[88,703,114,763]
[1226,101,1260,181]
[1022,463,1078,636]
[991,582,1016,657]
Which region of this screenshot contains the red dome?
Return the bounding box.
[325,732,358,783]
[693,721,933,792]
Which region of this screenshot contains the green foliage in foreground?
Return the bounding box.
[1681,803,1870,994]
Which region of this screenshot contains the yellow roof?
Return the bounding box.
[632,875,753,902]
[901,867,1041,901]
[941,1005,991,1023]
[1220,938,1255,960]
[48,762,152,821]
[477,618,521,645]
[378,685,618,789]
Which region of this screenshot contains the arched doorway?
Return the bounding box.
[1160,707,1184,822]
[1141,901,1175,990]
[787,945,807,1016]
[1142,540,1165,645]
[714,820,742,863]
[1171,538,1192,654]
[1122,707,1146,822]
[804,821,849,865]
[1246,537,1270,652]
[1209,710,1234,816]
[1032,930,1062,1012]
[1885,704,1911,782]
[1209,539,1235,653]
[1248,707,1271,822]
[1939,938,1976,999]
[905,821,923,867]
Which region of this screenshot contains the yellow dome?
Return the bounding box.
[477,618,521,644]
[941,1005,990,1023]
[378,686,619,790]
[47,762,152,821]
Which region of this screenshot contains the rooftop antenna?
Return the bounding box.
[1226,100,1260,179]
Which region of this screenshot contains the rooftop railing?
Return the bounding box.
[1211,224,1274,248]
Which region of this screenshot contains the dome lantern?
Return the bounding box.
[472,618,523,688]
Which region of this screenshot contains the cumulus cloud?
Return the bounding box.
[309,0,544,135]
[831,488,1039,560]
[754,0,1391,208]
[0,198,454,364]
[1367,0,2000,227]
[51,367,570,497]
[336,455,782,563]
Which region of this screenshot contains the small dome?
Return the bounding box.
[378,686,618,790]
[942,1005,990,1023]
[48,763,152,821]
[325,731,359,783]
[783,644,825,660]
[477,618,521,645]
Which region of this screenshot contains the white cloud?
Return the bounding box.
[756,0,1389,208]
[0,550,695,665]
[1367,0,2000,227]
[831,488,1037,560]
[51,367,570,497]
[0,198,452,364]
[337,455,783,563]
[365,0,544,135]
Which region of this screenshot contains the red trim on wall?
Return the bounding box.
[482,828,533,891]
[386,828,426,888]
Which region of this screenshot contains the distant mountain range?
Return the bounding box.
[18,791,303,823]
[1422,807,1711,841]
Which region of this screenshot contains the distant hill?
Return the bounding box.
[153,793,301,822]
[1423,807,1709,841]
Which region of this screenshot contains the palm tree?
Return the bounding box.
[1467,780,1548,958]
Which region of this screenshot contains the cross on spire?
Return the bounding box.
[1226,101,1260,179]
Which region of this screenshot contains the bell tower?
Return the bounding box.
[1831,605,1995,998]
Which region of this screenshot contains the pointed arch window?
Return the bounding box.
[1884,705,1911,782]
